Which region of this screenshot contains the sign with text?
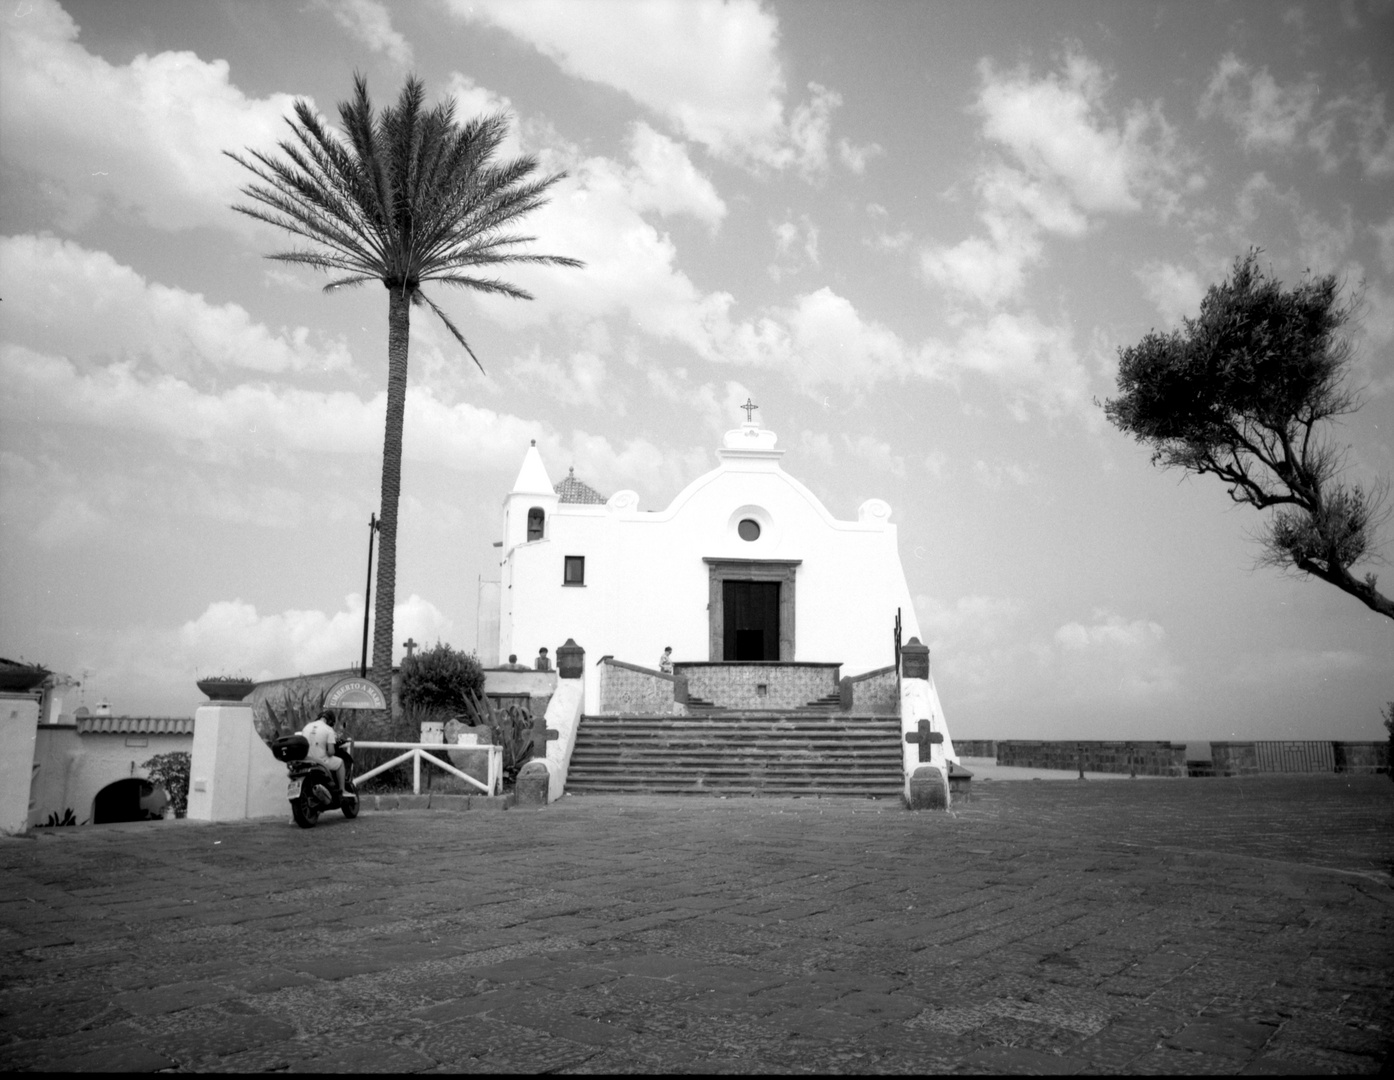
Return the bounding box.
[324,677,387,711]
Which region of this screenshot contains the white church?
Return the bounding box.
[486,410,920,666]
[478,405,956,785]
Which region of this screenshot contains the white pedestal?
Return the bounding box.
[187,703,287,822]
[1,694,39,835]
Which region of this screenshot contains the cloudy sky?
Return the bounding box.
[2,0,1391,739]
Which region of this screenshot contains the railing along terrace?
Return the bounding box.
[352,741,501,796]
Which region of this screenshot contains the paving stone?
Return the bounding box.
[0,780,1389,1073]
[110,980,239,1016]
[957,1045,1088,1074]
[1166,1018,1280,1058]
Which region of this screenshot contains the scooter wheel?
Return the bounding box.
[341,796,359,820]
[291,797,319,829]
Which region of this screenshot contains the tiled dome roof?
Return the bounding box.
[554,467,607,504]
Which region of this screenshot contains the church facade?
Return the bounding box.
[490,413,927,715]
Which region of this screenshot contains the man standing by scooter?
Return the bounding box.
[301,709,346,794]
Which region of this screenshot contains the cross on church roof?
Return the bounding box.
[740,397,758,422]
[403,637,418,659]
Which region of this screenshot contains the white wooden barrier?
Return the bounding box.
[352,741,501,796]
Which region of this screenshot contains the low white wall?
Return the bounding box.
[900,675,955,805]
[1,694,39,835]
[536,678,585,803]
[187,703,287,822]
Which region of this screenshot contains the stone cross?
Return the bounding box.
[740,397,758,422]
[904,719,943,765]
[531,713,559,759]
[403,637,418,659]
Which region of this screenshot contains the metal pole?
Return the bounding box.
[360,513,377,678]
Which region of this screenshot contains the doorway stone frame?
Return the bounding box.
[703,558,800,662]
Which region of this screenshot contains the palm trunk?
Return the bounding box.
[371,287,411,706]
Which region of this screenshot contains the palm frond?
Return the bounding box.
[322,274,377,292]
[416,290,486,374]
[427,273,536,301]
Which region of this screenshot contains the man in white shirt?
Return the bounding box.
[301,709,345,792]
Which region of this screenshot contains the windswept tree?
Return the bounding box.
[227,76,581,697]
[1105,251,1391,620]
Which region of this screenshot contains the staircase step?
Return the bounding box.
[567,712,904,799]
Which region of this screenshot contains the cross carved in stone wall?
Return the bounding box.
[904,718,943,765]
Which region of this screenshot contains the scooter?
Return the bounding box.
[270,733,359,828]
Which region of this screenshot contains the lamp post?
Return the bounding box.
[360,512,378,678]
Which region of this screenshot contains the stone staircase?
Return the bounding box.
[566,713,903,798]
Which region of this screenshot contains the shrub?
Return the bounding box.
[1383,702,1393,782]
[400,642,485,714]
[142,751,191,817]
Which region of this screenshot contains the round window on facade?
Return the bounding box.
[738,518,761,541]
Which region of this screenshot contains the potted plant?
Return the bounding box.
[0,658,51,693]
[196,673,256,702]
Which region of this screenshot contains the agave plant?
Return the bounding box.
[461,690,536,784]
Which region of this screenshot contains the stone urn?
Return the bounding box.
[0,662,50,693]
[196,677,256,702]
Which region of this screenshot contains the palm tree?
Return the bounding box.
[227,75,581,702]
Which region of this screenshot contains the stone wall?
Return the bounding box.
[598,659,685,715]
[1333,741,1391,774]
[840,666,898,715]
[995,740,1188,777]
[674,662,840,710]
[955,739,996,758]
[1212,740,1389,776]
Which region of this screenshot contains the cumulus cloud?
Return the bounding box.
[922,53,1184,308]
[1201,54,1320,153]
[442,0,843,174]
[0,344,538,468]
[922,311,1093,420]
[179,594,451,678]
[972,459,1034,490]
[622,123,727,229]
[976,54,1182,215]
[837,137,884,175]
[915,594,1025,688]
[0,341,710,497]
[312,0,413,65]
[0,234,352,375]
[1040,609,1181,699]
[844,434,906,477]
[0,0,301,231]
[1135,260,1206,327]
[770,288,911,389]
[922,229,1042,308]
[798,432,905,476]
[1203,53,1394,177]
[1374,215,1394,274]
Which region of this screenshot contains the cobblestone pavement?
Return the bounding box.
[1,776,1391,1074]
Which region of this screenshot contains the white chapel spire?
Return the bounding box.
[510,439,554,495]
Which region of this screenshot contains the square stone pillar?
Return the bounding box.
[187,703,287,822]
[1,694,40,835]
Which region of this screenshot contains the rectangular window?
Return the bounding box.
[563,555,585,585]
